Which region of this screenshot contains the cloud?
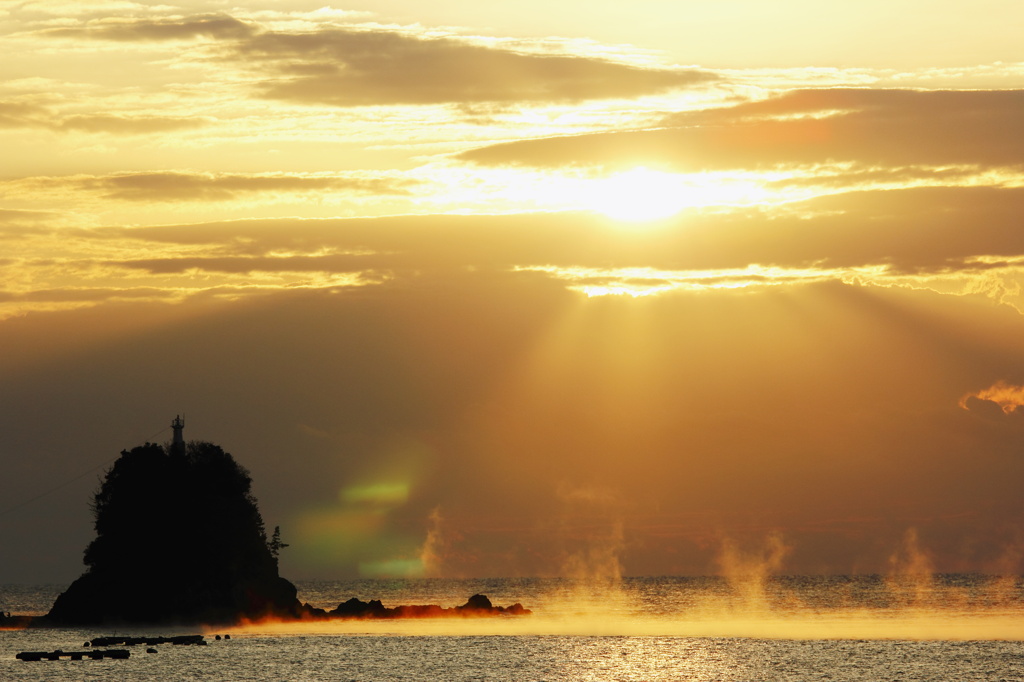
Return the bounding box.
[113,254,377,275]
[761,164,984,190]
[12,1,151,18]
[10,186,1024,316]
[0,285,175,304]
[28,12,713,106]
[0,101,50,129]
[96,186,1024,276]
[235,28,714,106]
[0,208,59,229]
[59,115,211,134]
[459,88,1024,171]
[959,380,1024,413]
[73,171,417,201]
[0,101,209,134]
[41,14,255,42]
[124,186,1024,309]
[745,186,1024,275]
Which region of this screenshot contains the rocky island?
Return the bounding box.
[47,419,301,625]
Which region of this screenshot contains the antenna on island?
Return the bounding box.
[171,415,185,455]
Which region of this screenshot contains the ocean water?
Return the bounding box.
[3,576,1024,681]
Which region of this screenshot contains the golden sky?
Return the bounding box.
[3,0,1024,583]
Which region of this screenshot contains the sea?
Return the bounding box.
[3,575,1024,681]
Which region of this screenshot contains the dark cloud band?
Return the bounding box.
[459,88,1024,170]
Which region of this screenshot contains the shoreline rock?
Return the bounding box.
[320,593,531,619]
[7,593,530,628]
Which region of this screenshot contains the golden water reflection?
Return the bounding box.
[226,575,1024,641]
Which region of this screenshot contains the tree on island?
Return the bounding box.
[47,438,302,625]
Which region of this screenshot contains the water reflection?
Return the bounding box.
[4,575,1024,641]
[219,574,1024,641]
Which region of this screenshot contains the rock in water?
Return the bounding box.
[459,594,493,611]
[47,441,301,625]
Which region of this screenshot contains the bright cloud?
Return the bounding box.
[960,381,1024,414]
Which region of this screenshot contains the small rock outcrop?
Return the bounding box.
[0,611,33,629]
[321,594,530,619]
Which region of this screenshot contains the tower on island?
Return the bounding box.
[171,415,185,455]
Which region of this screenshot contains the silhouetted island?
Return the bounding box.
[47,420,302,625]
[40,418,529,626]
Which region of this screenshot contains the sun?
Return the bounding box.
[423,165,770,220]
[573,167,777,221]
[591,167,690,221]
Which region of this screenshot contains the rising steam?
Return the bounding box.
[418,506,454,578]
[560,519,625,585]
[715,532,791,613]
[886,528,936,608]
[225,528,1024,641]
[555,485,625,586]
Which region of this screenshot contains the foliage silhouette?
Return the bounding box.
[268,525,289,560]
[47,441,301,625]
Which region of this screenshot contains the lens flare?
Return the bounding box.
[340,481,411,505]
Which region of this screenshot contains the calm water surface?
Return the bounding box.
[3,576,1024,681]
